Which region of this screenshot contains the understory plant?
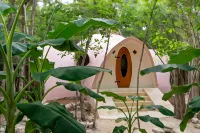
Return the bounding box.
[98,91,174,133]
[140,47,200,131]
[0,1,117,133]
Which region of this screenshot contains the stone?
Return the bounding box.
[86,114,94,122]
[16,126,25,133]
[65,102,75,111]
[192,118,199,124]
[0,127,5,132]
[87,122,93,129]
[194,123,200,129]
[152,127,165,133]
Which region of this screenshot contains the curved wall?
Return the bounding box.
[44,34,170,101]
[83,37,158,90]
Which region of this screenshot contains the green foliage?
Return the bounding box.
[17,102,86,133]
[163,83,200,101]
[128,96,145,101]
[0,1,16,15]
[100,91,126,101]
[169,48,200,64]
[112,125,127,133]
[48,18,118,39]
[180,96,200,131]
[98,91,173,133]
[137,115,164,128]
[57,82,105,102]
[140,64,196,76]
[30,59,55,74]
[33,66,111,82]
[139,129,147,133]
[141,105,174,116]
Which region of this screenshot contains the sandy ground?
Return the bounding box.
[87,117,200,133]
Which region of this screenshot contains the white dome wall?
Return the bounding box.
[44,34,171,101]
[44,46,76,101]
[85,37,158,90]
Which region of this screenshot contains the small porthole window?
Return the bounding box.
[121,54,128,77]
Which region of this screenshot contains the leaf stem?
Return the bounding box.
[42,85,60,100]
[0,87,10,105]
[15,80,35,103]
[13,50,31,81]
[0,13,9,42]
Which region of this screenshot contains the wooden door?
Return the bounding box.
[116,47,132,88]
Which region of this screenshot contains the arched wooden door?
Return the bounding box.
[116,47,132,88]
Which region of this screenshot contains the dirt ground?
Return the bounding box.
[87,117,200,133]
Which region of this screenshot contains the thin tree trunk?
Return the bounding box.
[79,39,91,121]
[93,32,111,128]
[171,70,186,119]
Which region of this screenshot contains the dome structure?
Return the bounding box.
[44,34,171,102]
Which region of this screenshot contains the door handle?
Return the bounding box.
[115,80,120,83]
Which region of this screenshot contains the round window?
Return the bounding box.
[121,54,128,77]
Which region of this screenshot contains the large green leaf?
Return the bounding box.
[180,111,195,132]
[25,120,51,133]
[169,48,200,64]
[0,32,35,42]
[162,83,200,101]
[137,115,164,128]
[128,96,144,101]
[32,66,112,82]
[97,106,122,111]
[0,71,6,80]
[48,18,118,39]
[2,42,41,56]
[112,125,127,133]
[17,102,86,133]
[180,96,200,131]
[0,1,16,15]
[0,71,25,80]
[139,129,147,133]
[2,38,82,56]
[140,64,196,76]
[100,91,126,101]
[188,96,200,112]
[57,82,105,102]
[141,105,174,116]
[30,59,55,74]
[115,117,127,123]
[33,38,83,52]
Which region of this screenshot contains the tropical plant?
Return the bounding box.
[98,91,174,133]
[0,1,117,133]
[140,47,200,131]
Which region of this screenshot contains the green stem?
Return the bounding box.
[123,101,130,114]
[13,112,21,126]
[42,85,59,100]
[0,13,9,42]
[41,46,51,72]
[15,80,35,103]
[0,104,6,116]
[0,87,11,105]
[13,50,31,81]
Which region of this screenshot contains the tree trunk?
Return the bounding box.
[171,70,186,119]
[79,39,90,121]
